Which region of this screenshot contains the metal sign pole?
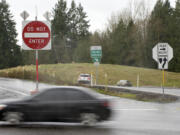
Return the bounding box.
[36,50,39,91]
[35,7,39,91]
[162,69,165,96]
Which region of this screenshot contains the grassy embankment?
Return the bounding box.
[0,63,180,87]
[0,63,179,102]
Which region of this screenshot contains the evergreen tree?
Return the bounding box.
[51,0,90,63]
[52,0,68,36]
[125,20,140,66]
[73,37,91,63]
[67,1,90,42]
[0,0,22,68]
[109,19,127,65]
[67,1,90,61]
[145,0,173,68]
[51,0,69,63]
[169,0,180,72]
[75,3,90,38]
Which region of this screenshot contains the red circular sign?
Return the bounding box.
[22,21,51,49]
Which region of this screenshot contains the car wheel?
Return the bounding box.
[3,112,23,125]
[80,113,98,126]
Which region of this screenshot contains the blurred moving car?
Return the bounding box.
[117,80,132,87]
[0,86,112,126]
[78,73,91,85]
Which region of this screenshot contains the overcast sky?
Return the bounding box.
[5,0,176,45]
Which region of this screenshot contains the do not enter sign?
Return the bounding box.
[22,21,51,50]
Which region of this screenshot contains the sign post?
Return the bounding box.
[21,11,51,93]
[90,46,102,85]
[152,43,173,95]
[162,69,165,94]
[35,17,38,92]
[35,12,39,93]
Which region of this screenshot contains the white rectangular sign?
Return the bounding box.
[24,33,49,38]
[157,43,168,55]
[90,46,102,50]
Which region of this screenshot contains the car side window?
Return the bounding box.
[33,89,67,101]
[66,89,94,101]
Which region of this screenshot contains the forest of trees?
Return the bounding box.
[1,0,180,72]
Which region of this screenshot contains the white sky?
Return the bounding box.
[5,0,176,45]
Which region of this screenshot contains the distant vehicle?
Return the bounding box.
[78,73,91,85]
[0,86,112,126]
[117,80,132,87]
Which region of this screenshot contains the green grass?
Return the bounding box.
[95,89,137,99]
[0,63,180,87]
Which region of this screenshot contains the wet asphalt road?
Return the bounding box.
[0,78,180,135]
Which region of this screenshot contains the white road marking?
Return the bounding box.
[24,33,49,38]
[114,108,159,111]
[0,86,29,96]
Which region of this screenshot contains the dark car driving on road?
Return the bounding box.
[0,86,112,125]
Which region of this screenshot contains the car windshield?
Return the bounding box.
[80,75,90,77]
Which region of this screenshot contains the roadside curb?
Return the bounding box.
[91,85,179,102]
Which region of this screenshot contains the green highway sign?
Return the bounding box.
[90,46,102,58]
[91,50,102,58]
